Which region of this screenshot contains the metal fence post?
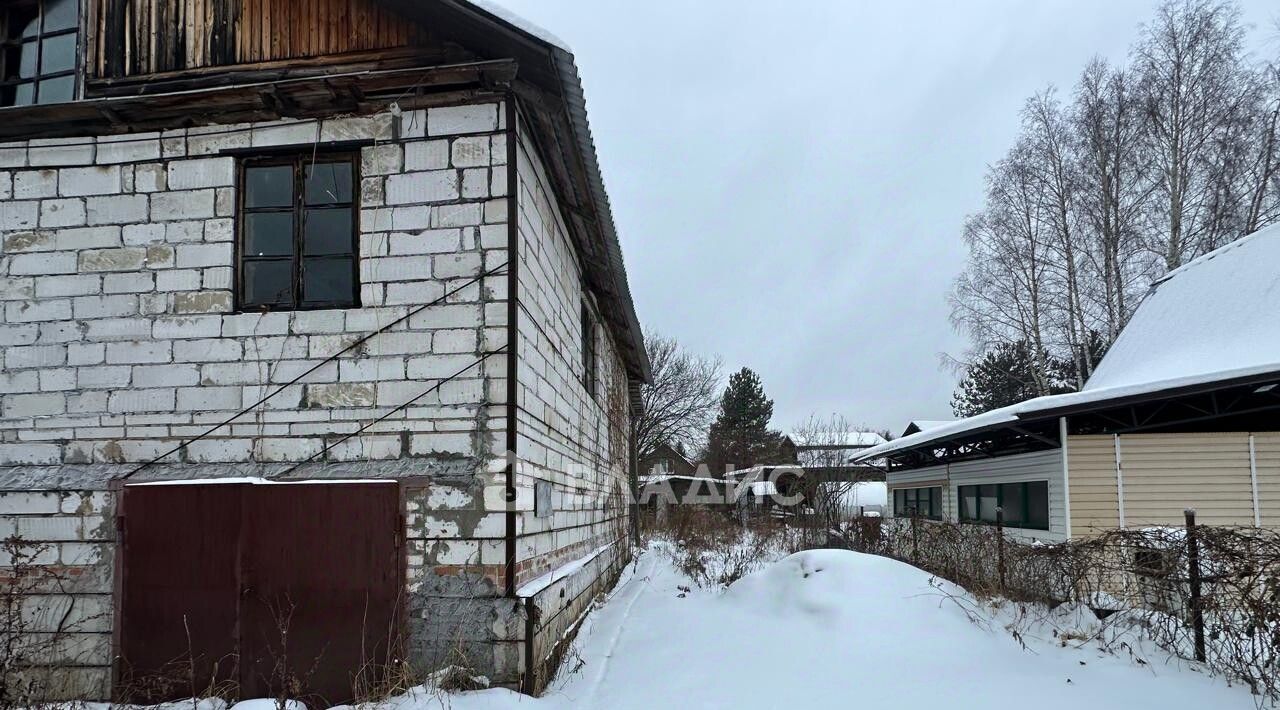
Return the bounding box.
[1184,508,1206,663]
[911,512,919,561]
[996,506,1006,592]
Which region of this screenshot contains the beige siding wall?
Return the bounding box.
[1065,435,1121,535]
[1251,433,1280,527]
[1118,433,1256,527]
[1068,432,1270,534]
[890,430,1279,542]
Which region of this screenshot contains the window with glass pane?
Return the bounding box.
[1,0,78,106]
[1002,482,1026,527]
[239,155,358,310]
[1026,481,1049,530]
[978,484,998,523]
[893,486,942,520]
[958,481,1050,530]
[581,301,597,396]
[959,486,977,521]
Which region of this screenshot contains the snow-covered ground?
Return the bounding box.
[362,544,1257,710]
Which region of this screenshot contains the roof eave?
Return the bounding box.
[859,367,1280,465]
[1020,368,1280,420]
[548,46,651,383]
[427,0,651,383]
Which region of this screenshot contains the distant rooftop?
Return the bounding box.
[788,432,888,449]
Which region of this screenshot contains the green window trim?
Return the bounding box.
[957,481,1049,531]
[892,486,942,521]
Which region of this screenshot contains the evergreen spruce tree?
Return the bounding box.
[704,368,784,475]
[951,340,1077,417]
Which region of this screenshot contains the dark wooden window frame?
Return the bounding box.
[236,151,361,312]
[892,486,942,520]
[957,480,1050,531]
[0,0,79,106]
[581,299,597,398]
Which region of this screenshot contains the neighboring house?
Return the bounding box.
[724,464,806,508]
[782,431,887,487]
[857,226,1280,543]
[640,441,696,479]
[639,443,725,506]
[785,430,888,467]
[0,0,648,701]
[638,474,731,508]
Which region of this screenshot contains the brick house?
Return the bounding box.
[0,0,648,702]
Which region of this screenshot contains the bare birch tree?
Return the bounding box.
[790,414,877,545]
[1134,0,1252,268]
[1073,59,1155,341]
[951,141,1057,396]
[949,0,1280,412]
[1023,89,1097,386]
[1238,60,1280,234]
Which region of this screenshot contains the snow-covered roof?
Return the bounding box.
[440,0,650,382]
[461,0,571,51]
[639,474,721,485]
[1083,225,1280,393]
[856,226,1280,463]
[723,465,770,481]
[905,420,952,433]
[789,432,888,448]
[854,404,1024,462]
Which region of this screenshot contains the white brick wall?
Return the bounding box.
[0,106,511,468]
[509,113,632,587]
[2,100,637,692]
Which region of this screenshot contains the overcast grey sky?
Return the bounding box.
[498,0,1278,435]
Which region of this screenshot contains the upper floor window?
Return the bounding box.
[1,0,78,106]
[238,154,359,311]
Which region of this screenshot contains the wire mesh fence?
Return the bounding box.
[836,512,1280,702]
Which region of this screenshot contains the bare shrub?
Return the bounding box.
[0,536,111,708]
[114,641,239,709]
[651,507,798,589]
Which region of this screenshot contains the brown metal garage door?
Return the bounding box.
[118,481,401,706]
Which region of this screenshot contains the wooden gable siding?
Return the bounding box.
[89,0,423,79]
